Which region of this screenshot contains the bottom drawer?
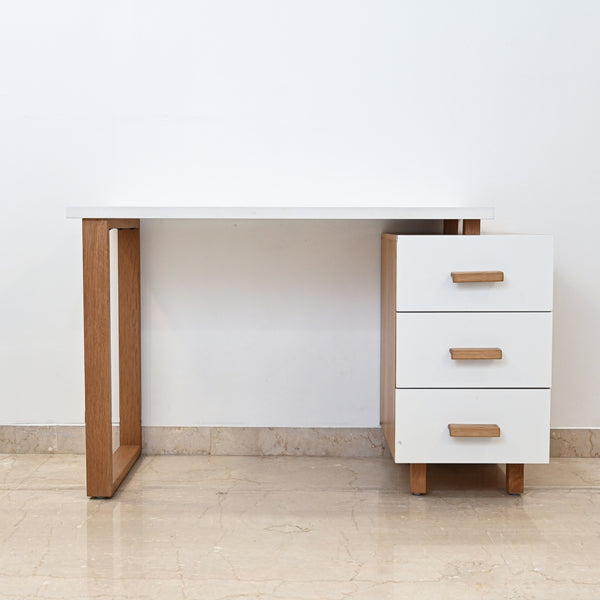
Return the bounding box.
[394,389,550,464]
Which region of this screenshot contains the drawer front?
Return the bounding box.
[396,312,552,388]
[394,389,550,464]
[395,235,553,311]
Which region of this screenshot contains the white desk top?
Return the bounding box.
[66,206,494,220]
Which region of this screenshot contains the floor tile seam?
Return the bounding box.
[525,485,600,491]
[0,574,489,585]
[0,486,86,494]
[6,484,600,495]
[91,489,559,498]
[102,485,404,493]
[112,485,549,493]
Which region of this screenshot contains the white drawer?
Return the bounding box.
[396,312,552,388]
[394,389,550,464]
[395,235,553,311]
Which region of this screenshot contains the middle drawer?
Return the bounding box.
[396,312,552,388]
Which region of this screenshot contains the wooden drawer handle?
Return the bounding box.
[448,424,501,437]
[451,271,504,283]
[449,347,502,360]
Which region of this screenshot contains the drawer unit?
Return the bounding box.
[380,232,553,495]
[394,389,551,464]
[396,312,553,388]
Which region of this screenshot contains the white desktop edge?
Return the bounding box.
[66,206,495,220]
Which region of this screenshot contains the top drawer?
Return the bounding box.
[394,235,553,312]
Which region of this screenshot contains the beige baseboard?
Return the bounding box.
[0,425,598,458]
[0,426,392,457]
[550,428,600,458]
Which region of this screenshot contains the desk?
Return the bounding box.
[67,206,493,497]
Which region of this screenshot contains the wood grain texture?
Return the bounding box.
[112,445,142,493]
[451,270,504,283]
[118,228,142,448]
[82,219,113,497]
[443,219,459,235]
[506,463,524,494]
[449,347,503,360]
[410,463,427,494]
[106,219,140,230]
[82,220,143,498]
[463,219,481,235]
[448,424,501,438]
[380,235,397,459]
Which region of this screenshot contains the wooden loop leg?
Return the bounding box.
[83,219,113,498]
[506,464,524,494]
[82,219,142,498]
[410,463,427,495]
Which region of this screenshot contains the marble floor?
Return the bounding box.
[1,455,599,599]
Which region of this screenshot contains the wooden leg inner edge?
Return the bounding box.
[118,227,142,450]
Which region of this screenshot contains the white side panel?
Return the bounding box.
[395,235,553,311]
[394,389,551,464]
[396,312,553,388]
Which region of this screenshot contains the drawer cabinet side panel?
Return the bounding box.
[381,235,397,458]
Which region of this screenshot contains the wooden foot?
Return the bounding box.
[82,219,142,498]
[463,219,481,235]
[443,219,459,235]
[506,464,524,494]
[410,463,427,495]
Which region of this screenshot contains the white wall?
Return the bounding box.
[1,1,599,427]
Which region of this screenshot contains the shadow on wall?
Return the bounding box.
[136,219,437,427]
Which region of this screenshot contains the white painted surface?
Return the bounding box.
[141,219,402,426]
[395,235,553,312]
[1,1,599,427]
[394,389,550,464]
[66,206,493,221]
[396,312,553,388]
